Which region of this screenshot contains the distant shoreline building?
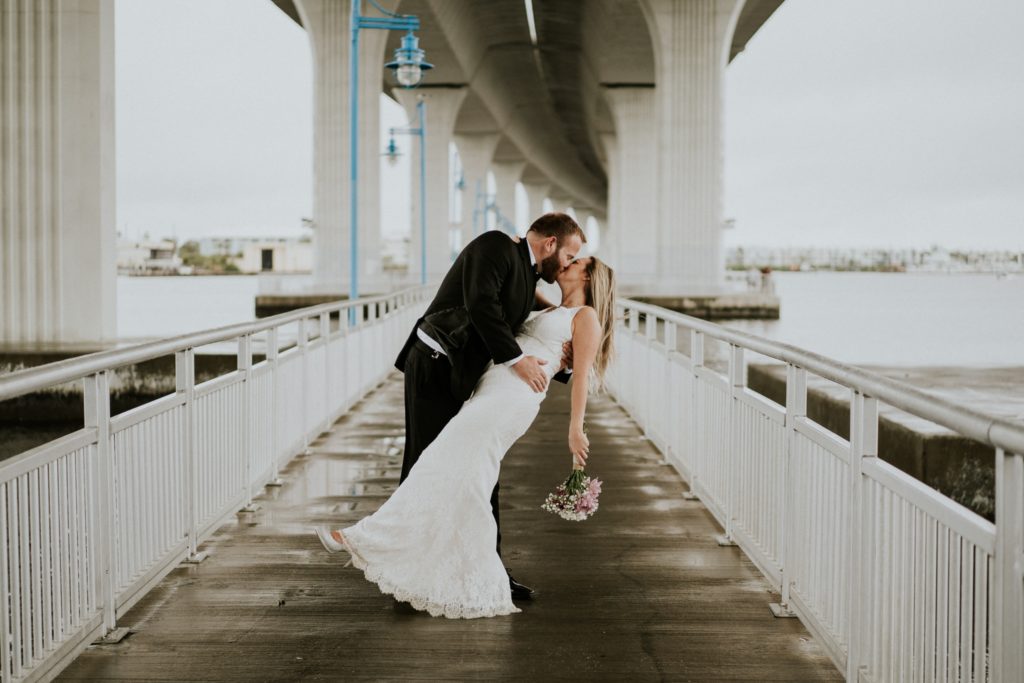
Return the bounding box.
[232,237,313,274]
[727,246,1024,274]
[117,239,181,275]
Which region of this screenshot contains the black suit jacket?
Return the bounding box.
[396,231,541,401]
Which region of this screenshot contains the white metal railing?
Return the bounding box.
[0,286,430,682]
[607,298,1024,683]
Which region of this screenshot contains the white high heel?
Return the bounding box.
[314,527,346,554]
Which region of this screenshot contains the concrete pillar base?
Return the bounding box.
[630,292,780,321]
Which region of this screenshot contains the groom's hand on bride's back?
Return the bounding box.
[512,356,549,393]
[559,341,573,373]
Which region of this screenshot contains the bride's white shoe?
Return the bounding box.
[314,527,346,554]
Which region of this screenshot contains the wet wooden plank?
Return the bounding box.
[58,373,841,681]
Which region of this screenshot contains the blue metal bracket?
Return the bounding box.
[355,17,419,32]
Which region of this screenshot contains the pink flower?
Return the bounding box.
[575,492,597,514]
[542,469,602,521]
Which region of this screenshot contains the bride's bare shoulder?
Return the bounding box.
[570,306,600,330]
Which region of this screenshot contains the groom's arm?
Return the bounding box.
[462,235,523,365]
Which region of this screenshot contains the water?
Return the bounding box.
[727,272,1024,367]
[116,272,1024,367]
[118,275,260,340]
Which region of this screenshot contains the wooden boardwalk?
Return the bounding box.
[59,374,841,681]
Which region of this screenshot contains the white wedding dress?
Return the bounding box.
[340,306,582,619]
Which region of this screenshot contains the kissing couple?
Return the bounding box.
[316,212,616,618]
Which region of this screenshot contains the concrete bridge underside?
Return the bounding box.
[273,0,784,293]
[57,375,839,680]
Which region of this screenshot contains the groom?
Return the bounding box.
[395,212,586,600]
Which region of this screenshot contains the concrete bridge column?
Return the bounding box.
[547,189,575,215]
[394,87,466,281]
[592,213,607,257]
[599,133,622,268]
[1,0,116,344]
[575,208,602,255]
[642,0,741,294]
[294,0,392,294]
[603,87,657,288]
[520,181,550,229]
[453,133,498,241]
[490,161,525,235]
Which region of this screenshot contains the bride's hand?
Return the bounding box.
[569,427,589,469]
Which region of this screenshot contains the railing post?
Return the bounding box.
[83,371,126,641]
[771,364,806,618]
[665,321,679,465]
[266,328,283,486]
[690,331,704,366]
[298,317,310,451]
[320,311,331,429]
[684,331,708,501]
[628,308,639,412]
[682,330,704,501]
[177,349,206,564]
[338,303,353,414]
[643,313,657,440]
[994,447,1024,681]
[716,344,744,547]
[238,334,258,513]
[847,390,878,679]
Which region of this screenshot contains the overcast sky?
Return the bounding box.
[116,0,1023,250]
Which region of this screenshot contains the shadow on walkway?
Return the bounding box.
[59,373,841,681]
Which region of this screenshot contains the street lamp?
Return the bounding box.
[383,99,428,284]
[385,31,433,87]
[382,136,401,166]
[349,0,431,311]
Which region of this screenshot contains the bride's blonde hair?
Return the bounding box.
[582,257,616,391]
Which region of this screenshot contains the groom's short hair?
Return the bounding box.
[527,212,587,247]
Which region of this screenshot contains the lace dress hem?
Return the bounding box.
[341,535,521,620]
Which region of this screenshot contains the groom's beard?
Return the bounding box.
[537,253,563,283]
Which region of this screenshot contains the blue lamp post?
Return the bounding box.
[349,0,431,310]
[383,99,427,284]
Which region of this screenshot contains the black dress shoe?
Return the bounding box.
[507,570,535,600]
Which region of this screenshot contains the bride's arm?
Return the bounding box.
[568,307,601,468]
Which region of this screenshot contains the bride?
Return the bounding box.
[315,256,616,619]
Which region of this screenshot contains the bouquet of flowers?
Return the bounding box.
[541,467,602,521]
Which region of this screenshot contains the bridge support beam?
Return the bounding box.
[1,0,116,345]
[453,133,498,241]
[394,86,466,282]
[603,87,658,288]
[490,161,525,235]
[643,0,741,294]
[294,0,391,294]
